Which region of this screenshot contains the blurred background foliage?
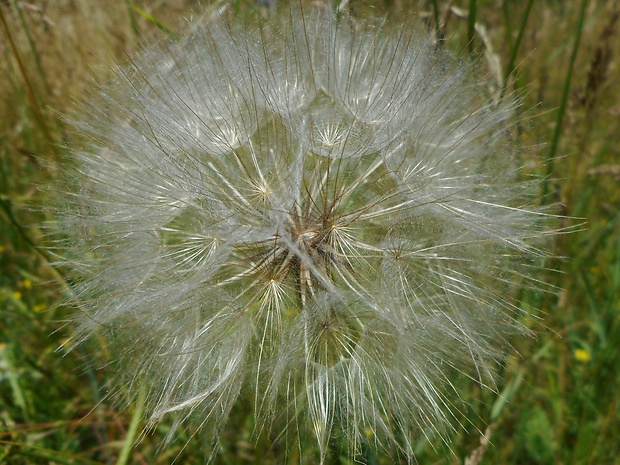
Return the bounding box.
[0,0,618,463]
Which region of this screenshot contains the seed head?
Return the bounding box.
[58,5,553,462]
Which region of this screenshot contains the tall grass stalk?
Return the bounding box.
[467,0,477,54]
[543,0,588,200]
[0,5,56,157]
[500,0,534,100]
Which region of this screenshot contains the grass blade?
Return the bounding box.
[542,0,589,200]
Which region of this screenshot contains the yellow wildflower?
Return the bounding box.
[574,349,591,363]
[33,304,46,313]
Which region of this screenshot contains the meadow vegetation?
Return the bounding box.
[0,0,618,463]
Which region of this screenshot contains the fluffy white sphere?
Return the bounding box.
[58,5,552,462]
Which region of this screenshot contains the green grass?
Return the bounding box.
[1,0,619,463]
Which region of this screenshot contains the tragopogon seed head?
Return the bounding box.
[57,4,554,462]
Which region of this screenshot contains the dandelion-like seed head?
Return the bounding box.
[58,5,555,462]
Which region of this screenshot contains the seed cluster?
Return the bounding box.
[59,6,552,462]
